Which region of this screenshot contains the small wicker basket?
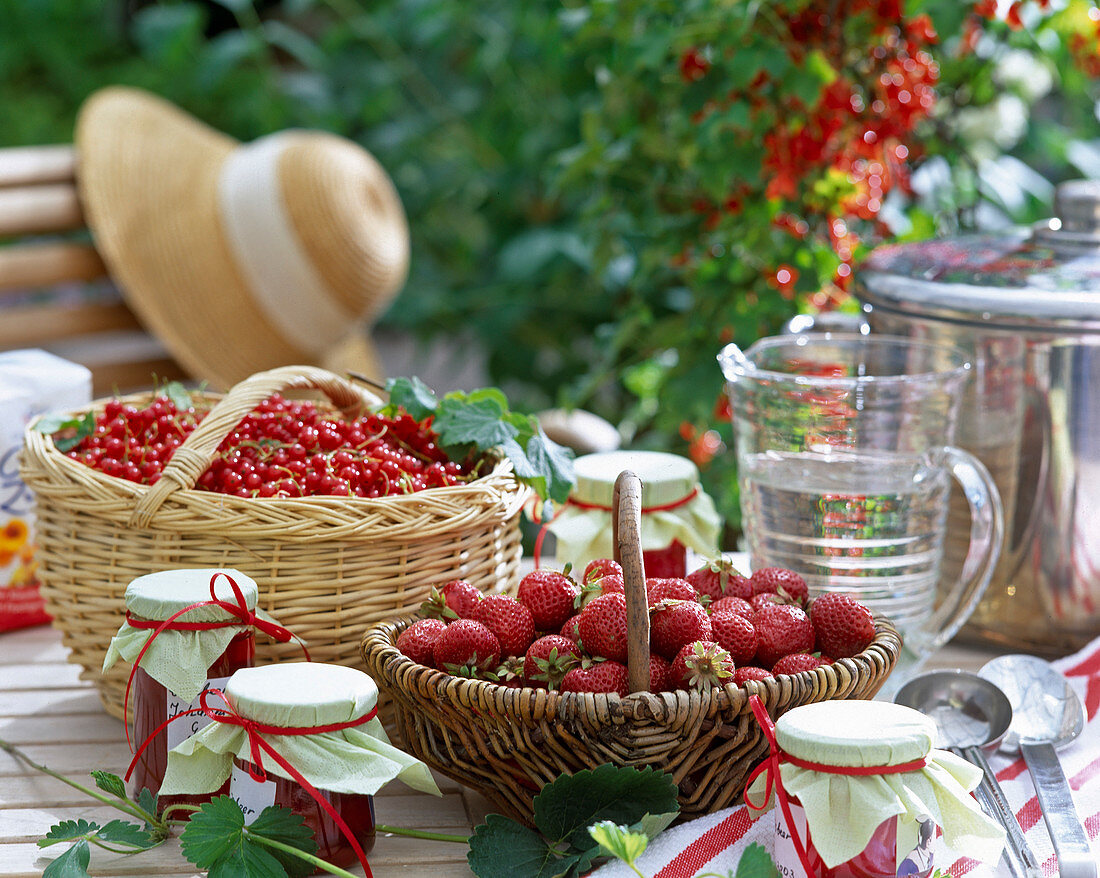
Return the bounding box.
[21,365,529,722]
[361,470,901,824]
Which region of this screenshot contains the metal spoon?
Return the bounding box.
[895,669,1040,878]
[979,654,1096,878]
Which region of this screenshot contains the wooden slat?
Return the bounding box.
[0,242,106,290]
[0,146,75,188]
[0,664,83,693]
[0,184,83,236]
[89,357,189,397]
[0,302,142,347]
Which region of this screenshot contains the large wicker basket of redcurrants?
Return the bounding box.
[361,471,901,825]
[21,365,534,722]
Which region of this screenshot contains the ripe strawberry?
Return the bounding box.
[710,595,754,619]
[560,660,630,696]
[421,579,482,621]
[559,613,583,641]
[432,619,500,675]
[733,666,774,685]
[396,618,447,666]
[517,569,581,631]
[650,599,713,660]
[577,593,629,662]
[669,640,736,691]
[649,654,673,693]
[646,577,697,606]
[750,567,809,605]
[772,653,830,676]
[472,594,535,658]
[523,634,581,688]
[709,609,758,665]
[749,592,784,615]
[579,572,624,608]
[583,558,622,583]
[810,592,876,658]
[687,559,753,602]
[754,603,815,668]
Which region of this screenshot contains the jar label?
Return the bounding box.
[774,803,935,878]
[230,763,276,825]
[165,676,231,751]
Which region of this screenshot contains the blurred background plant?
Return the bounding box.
[2,0,1098,537]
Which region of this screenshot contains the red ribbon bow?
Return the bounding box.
[743,694,930,878]
[123,572,310,752]
[126,687,377,878]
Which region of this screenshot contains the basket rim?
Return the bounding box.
[360,611,902,716]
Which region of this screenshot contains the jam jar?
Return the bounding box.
[545,450,721,578]
[104,568,262,809]
[157,662,441,876]
[745,699,1005,878]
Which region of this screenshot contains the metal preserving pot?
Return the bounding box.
[855,180,1100,656]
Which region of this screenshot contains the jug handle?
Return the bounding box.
[913,446,1004,657]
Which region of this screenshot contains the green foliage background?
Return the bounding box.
[2,0,1098,535]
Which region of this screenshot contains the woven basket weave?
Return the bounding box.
[361,471,901,825]
[20,365,529,722]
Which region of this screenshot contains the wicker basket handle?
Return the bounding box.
[613,470,651,694]
[128,365,382,528]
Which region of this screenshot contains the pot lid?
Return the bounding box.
[857,180,1100,331]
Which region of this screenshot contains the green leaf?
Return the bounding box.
[35,411,95,452]
[247,806,317,878]
[137,787,158,823]
[735,842,781,878]
[90,771,127,801]
[520,426,575,505]
[180,796,246,870]
[162,381,195,412]
[39,820,99,847]
[94,820,157,850]
[181,797,317,878]
[385,376,438,420]
[532,764,679,854]
[466,813,586,878]
[434,395,518,448]
[587,820,647,866]
[42,839,91,878]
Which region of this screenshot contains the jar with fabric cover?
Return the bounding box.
[543,450,721,577]
[745,697,1004,878]
[159,662,440,873]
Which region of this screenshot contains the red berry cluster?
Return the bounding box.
[63,392,472,499]
[396,559,878,696]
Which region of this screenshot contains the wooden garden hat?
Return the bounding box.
[74,86,409,390]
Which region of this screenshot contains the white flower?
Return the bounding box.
[995,49,1053,102]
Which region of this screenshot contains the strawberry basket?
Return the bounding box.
[20,365,529,722]
[360,470,902,825]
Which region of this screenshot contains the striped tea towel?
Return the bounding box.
[589,635,1100,878]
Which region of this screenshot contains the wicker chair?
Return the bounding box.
[0,145,186,394]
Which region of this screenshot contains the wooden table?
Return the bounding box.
[0,623,493,877]
[0,620,1000,878]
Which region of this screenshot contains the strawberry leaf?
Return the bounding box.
[181,796,315,878]
[90,770,127,800]
[533,763,679,853]
[94,820,157,850]
[588,820,647,867]
[39,820,99,846]
[42,838,91,878]
[735,842,781,878]
[385,376,438,420]
[466,814,591,878]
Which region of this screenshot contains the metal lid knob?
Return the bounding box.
[1032,180,1100,250]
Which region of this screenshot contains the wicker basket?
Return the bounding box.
[361,470,902,825]
[20,365,529,722]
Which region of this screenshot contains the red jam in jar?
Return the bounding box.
[642,539,688,578]
[776,801,936,878]
[130,627,253,810]
[231,757,376,870]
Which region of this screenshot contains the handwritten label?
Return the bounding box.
[165,676,230,750]
[230,762,276,825]
[773,803,808,878]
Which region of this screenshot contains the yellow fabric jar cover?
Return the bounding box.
[546,450,721,568]
[103,568,285,702]
[746,699,1004,868]
[159,662,439,798]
